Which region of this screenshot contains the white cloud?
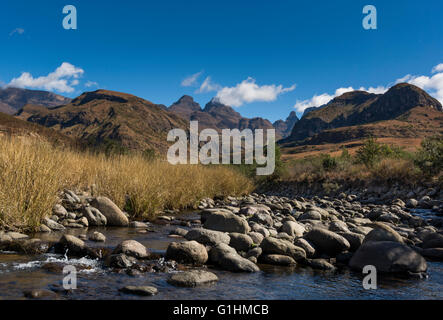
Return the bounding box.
[9,28,24,36]
[85,80,99,88]
[294,86,388,113]
[7,62,84,93]
[432,63,443,74]
[181,71,203,87]
[197,76,221,93]
[214,77,296,107]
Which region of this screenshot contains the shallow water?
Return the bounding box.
[0,212,442,300]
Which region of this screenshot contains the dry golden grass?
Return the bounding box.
[0,136,253,231]
[285,156,421,185]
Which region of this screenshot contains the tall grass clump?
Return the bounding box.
[0,136,253,231]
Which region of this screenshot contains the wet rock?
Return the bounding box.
[204,211,250,234]
[421,248,443,260]
[280,221,305,238]
[304,228,350,256]
[185,228,230,246]
[299,210,322,221]
[338,232,364,252]
[169,227,188,237]
[259,254,296,266]
[129,221,149,228]
[90,197,128,226]
[113,240,149,259]
[107,253,137,268]
[53,204,68,217]
[119,286,158,296]
[248,232,264,245]
[229,233,253,252]
[6,232,29,240]
[23,289,57,300]
[294,238,316,257]
[260,237,306,261]
[43,218,66,231]
[166,241,208,265]
[245,247,262,259]
[209,243,260,272]
[406,199,418,208]
[57,234,87,256]
[249,212,274,227]
[349,241,427,275]
[329,221,350,233]
[39,224,51,233]
[363,223,404,244]
[422,233,443,249]
[306,258,336,271]
[167,270,219,287]
[10,239,51,255]
[250,223,270,238]
[89,231,106,242]
[83,206,107,226]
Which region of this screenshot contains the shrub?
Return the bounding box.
[414,135,443,176]
[322,154,338,171]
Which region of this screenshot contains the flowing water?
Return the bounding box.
[0,212,442,300]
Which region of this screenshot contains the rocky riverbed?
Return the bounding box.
[0,188,442,299]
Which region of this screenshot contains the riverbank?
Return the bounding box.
[0,135,252,232]
[0,190,442,299]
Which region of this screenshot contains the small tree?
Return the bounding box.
[415,135,443,176]
[355,137,382,168]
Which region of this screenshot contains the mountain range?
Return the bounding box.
[1,83,441,158]
[0,87,71,115]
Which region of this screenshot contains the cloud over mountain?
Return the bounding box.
[7,62,84,93]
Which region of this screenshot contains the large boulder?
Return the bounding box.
[280,221,305,238]
[57,234,87,257]
[422,233,443,249]
[338,232,365,252]
[167,270,218,287]
[349,241,427,275]
[229,233,253,252]
[363,223,404,244]
[249,212,274,227]
[209,243,259,272]
[185,228,230,246]
[113,240,149,259]
[165,241,208,265]
[304,228,350,256]
[204,211,250,234]
[90,197,128,226]
[260,237,306,261]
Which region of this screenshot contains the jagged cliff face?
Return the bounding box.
[168,96,276,134]
[286,83,442,143]
[0,87,71,115]
[16,90,187,153]
[273,111,299,138]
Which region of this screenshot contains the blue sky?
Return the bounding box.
[1,0,442,122]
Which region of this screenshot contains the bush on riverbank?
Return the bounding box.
[0,136,253,231]
[284,136,442,186]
